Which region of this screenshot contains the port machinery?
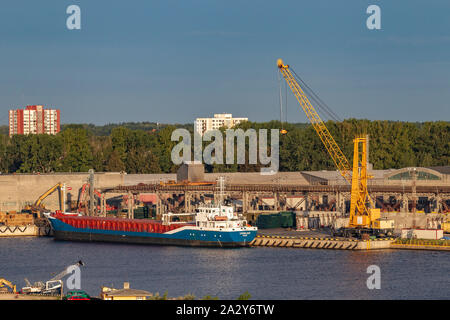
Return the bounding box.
[277,58,394,237]
[21,260,85,295]
[23,182,64,214]
[77,183,116,214]
[0,278,17,294]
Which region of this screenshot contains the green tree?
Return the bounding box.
[16,134,63,173]
[0,120,447,174]
[155,126,179,173]
[106,149,125,172]
[59,128,93,172]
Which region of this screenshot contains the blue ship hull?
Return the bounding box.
[48,217,257,248]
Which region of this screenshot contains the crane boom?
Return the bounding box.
[277,59,352,183]
[35,182,64,209]
[0,278,16,293]
[49,260,84,281]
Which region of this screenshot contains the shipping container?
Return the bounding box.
[256,211,296,229]
[401,228,444,240]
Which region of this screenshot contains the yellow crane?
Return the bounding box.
[277,59,392,236]
[34,182,64,209]
[24,182,64,214]
[0,278,17,293]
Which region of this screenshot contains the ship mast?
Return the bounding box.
[216,177,225,205]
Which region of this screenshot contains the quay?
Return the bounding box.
[249,234,394,250]
[390,238,450,251]
[0,224,51,237]
[249,229,450,251]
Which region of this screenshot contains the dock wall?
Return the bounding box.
[0,173,124,212]
[250,235,394,250]
[0,224,51,237]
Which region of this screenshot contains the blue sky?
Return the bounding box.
[0,0,449,125]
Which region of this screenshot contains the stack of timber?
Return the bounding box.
[0,211,50,237]
[0,212,34,226]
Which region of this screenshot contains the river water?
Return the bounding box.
[0,237,448,299]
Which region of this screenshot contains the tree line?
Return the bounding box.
[0,120,447,174]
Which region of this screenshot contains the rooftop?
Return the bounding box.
[428,166,450,175]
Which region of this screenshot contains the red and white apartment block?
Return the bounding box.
[9,105,60,136]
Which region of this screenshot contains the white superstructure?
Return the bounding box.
[162,203,256,231]
[195,113,248,136]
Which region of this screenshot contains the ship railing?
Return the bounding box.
[164,221,193,225]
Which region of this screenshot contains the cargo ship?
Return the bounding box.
[45,204,257,248]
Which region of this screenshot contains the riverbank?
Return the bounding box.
[0,293,60,300]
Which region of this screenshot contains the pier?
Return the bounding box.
[249,231,450,251]
[249,235,394,250]
[390,238,450,251]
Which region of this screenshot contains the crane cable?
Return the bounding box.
[278,70,282,128]
[285,74,288,126]
[290,67,342,123]
[278,70,289,135]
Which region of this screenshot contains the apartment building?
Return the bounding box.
[9,105,60,136]
[195,113,248,136]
